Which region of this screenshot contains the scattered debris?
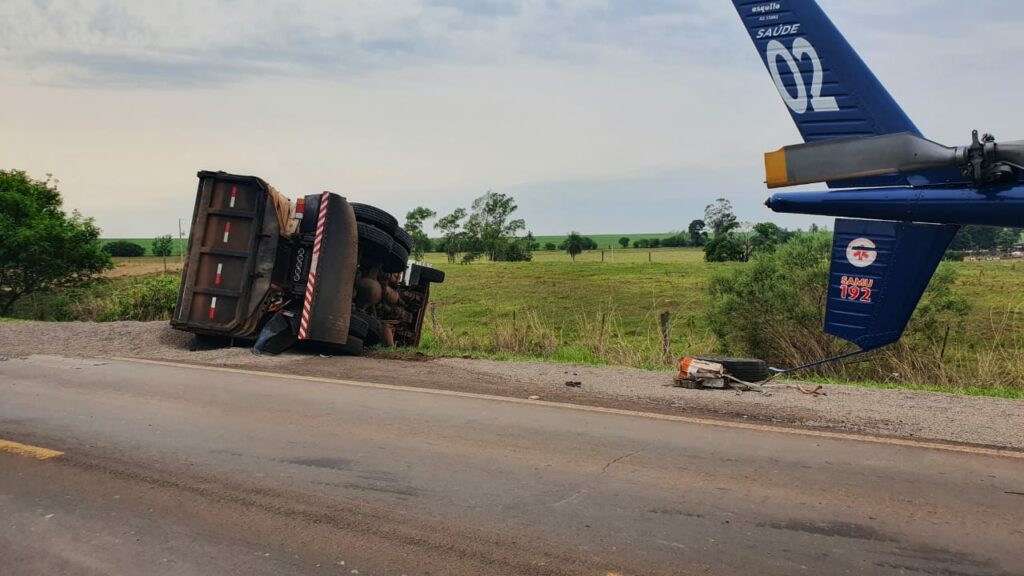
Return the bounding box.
[565,381,582,388]
[672,356,825,396]
[673,357,727,390]
[528,395,541,400]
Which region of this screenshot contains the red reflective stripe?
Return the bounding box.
[208,297,217,320]
[223,222,231,243]
[215,263,223,285]
[230,186,237,208]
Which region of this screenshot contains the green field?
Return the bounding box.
[101,238,187,257]
[529,233,679,249]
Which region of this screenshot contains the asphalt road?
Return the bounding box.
[1,355,1022,576]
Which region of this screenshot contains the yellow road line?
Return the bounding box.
[112,357,1024,460]
[0,438,63,460]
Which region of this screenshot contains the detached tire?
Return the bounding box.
[384,242,409,273]
[393,227,413,253]
[357,222,394,257]
[352,203,398,235]
[695,356,770,383]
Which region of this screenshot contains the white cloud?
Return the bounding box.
[1,0,1021,235]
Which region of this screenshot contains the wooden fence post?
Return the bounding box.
[660,311,671,362]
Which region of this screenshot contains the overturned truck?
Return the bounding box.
[171,171,444,355]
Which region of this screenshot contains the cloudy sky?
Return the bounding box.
[3,0,1023,237]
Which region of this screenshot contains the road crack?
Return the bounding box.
[602,449,643,473]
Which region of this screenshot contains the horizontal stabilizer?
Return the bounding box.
[825,218,958,351]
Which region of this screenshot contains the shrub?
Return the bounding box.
[705,233,985,386]
[12,274,179,322]
[707,233,834,368]
[104,240,146,257]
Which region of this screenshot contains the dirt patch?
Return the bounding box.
[104,260,183,278]
[1,321,1021,450]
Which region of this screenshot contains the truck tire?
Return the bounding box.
[355,312,382,347]
[357,222,394,257]
[334,336,364,356]
[393,227,413,253]
[352,203,398,235]
[347,312,369,340]
[694,356,770,383]
[384,242,409,273]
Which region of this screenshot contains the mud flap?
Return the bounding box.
[252,309,300,355]
[825,218,959,351]
[295,192,359,346]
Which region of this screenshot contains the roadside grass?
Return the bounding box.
[802,376,1024,400]
[11,273,179,322]
[7,246,1023,395]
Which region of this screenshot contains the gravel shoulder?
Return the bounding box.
[1,321,1021,450]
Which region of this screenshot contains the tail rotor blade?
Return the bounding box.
[764,133,962,188]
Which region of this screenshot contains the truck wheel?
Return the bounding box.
[694,356,770,383]
[334,336,364,356]
[393,227,413,253]
[357,222,394,257]
[347,312,369,340]
[384,242,409,273]
[355,312,382,347]
[351,203,398,235]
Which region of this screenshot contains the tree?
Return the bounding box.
[435,208,467,264]
[688,219,707,246]
[703,233,747,262]
[103,240,146,257]
[404,206,437,260]
[996,228,1020,252]
[544,242,557,251]
[152,234,174,273]
[704,199,738,237]
[462,191,528,262]
[661,232,689,248]
[0,170,111,315]
[564,231,585,262]
[750,222,787,254]
[618,236,630,249]
[950,225,1009,252]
